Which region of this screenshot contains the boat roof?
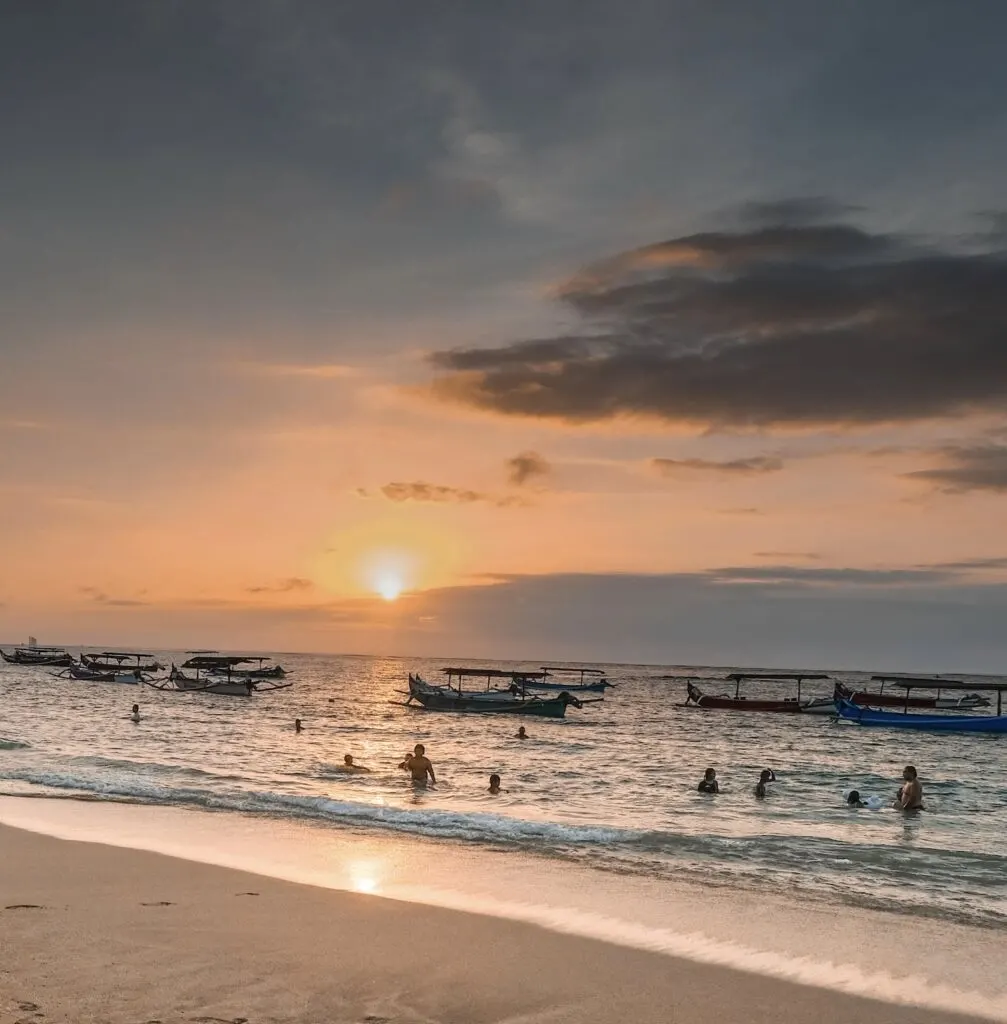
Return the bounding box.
[870,674,1004,691]
[541,666,605,674]
[441,667,547,679]
[89,650,154,658]
[16,645,67,652]
[727,672,831,681]
[183,654,270,668]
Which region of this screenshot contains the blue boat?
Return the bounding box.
[835,697,1007,733]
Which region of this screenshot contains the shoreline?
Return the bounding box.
[0,820,988,1024]
[1,794,1005,1022]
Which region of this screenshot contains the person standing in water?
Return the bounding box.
[294,719,303,733]
[403,744,436,787]
[697,768,719,794]
[894,765,923,810]
[488,773,503,794]
[754,769,774,798]
[515,726,528,740]
[130,704,141,723]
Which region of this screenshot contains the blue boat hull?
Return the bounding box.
[836,698,1007,733]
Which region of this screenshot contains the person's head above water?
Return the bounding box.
[847,790,862,805]
[903,765,918,781]
[517,726,527,737]
[344,754,354,766]
[414,743,425,756]
[704,767,717,781]
[489,773,501,792]
[132,704,139,713]
[759,769,772,784]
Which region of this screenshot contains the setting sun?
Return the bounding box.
[375,574,403,601]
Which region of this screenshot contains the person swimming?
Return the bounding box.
[341,754,371,773]
[894,765,924,810]
[129,704,141,723]
[754,768,773,798]
[697,768,719,794]
[488,773,503,794]
[847,790,866,807]
[403,744,436,787]
[516,726,528,740]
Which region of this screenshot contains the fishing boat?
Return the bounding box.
[208,656,286,679]
[835,696,1007,733]
[150,654,292,696]
[683,672,835,714]
[836,677,990,710]
[81,650,164,674]
[401,669,599,717]
[0,640,73,667]
[523,667,614,693]
[54,662,148,684]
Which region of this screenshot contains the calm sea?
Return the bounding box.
[1,652,1005,932]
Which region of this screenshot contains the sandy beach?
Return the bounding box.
[0,823,982,1024]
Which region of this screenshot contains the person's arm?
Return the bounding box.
[712,781,720,793]
[427,762,437,785]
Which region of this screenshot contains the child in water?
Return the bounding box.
[754,768,774,798]
[847,790,866,807]
[697,768,719,794]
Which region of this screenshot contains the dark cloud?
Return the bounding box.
[246,577,314,595]
[733,197,864,227]
[925,556,1007,571]
[905,444,1007,493]
[79,586,147,607]
[708,565,951,586]
[505,450,551,487]
[717,507,764,516]
[652,456,783,476]
[429,213,1007,428]
[380,481,524,507]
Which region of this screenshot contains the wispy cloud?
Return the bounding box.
[505,450,551,486]
[377,481,525,507]
[905,443,1007,493]
[652,456,783,476]
[246,577,315,595]
[79,586,148,607]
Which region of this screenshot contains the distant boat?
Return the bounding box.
[1,643,73,667]
[402,669,600,717]
[149,653,292,696]
[683,672,835,714]
[81,650,164,674]
[837,677,990,710]
[835,697,1007,733]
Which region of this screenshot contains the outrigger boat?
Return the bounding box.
[836,676,1007,733]
[401,668,601,717]
[150,653,292,696]
[208,656,286,679]
[81,650,164,674]
[836,676,990,710]
[54,661,150,684]
[1,641,73,667]
[523,667,614,693]
[683,672,835,714]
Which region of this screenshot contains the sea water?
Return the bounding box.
[1,653,1005,1016]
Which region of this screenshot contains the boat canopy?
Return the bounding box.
[182,654,272,669]
[727,672,831,681]
[441,667,547,680]
[540,666,606,675]
[869,674,1005,691]
[88,650,154,659]
[16,645,68,652]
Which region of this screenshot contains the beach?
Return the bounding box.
[0,821,985,1024]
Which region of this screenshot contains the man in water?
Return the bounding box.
[488,773,503,794]
[754,768,773,798]
[404,744,436,786]
[894,765,923,810]
[342,754,371,773]
[847,790,866,807]
[294,719,303,733]
[516,726,528,740]
[130,704,141,723]
[698,768,719,794]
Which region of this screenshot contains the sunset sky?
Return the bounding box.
[4,2,1007,669]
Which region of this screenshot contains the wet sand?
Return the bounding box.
[0,823,983,1024]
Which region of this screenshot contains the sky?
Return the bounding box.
[3,1,1007,669]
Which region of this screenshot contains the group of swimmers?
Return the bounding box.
[698,764,926,811]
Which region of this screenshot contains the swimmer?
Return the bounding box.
[516,726,528,740]
[294,718,303,733]
[697,767,719,794]
[847,790,866,807]
[894,765,923,811]
[342,754,371,773]
[488,773,503,794]
[129,703,141,723]
[403,743,436,787]
[754,768,773,799]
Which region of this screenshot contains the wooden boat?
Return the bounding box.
[522,667,614,693]
[149,654,292,696]
[208,657,285,679]
[836,697,1007,733]
[684,673,834,714]
[55,663,147,684]
[836,677,990,710]
[402,669,598,717]
[1,642,73,667]
[81,650,164,674]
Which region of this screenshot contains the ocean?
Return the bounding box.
[1,652,1006,1016]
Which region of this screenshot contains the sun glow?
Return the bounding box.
[376,574,403,601]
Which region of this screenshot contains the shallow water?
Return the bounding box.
[1,653,1005,932]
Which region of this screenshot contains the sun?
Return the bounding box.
[375,573,403,601]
